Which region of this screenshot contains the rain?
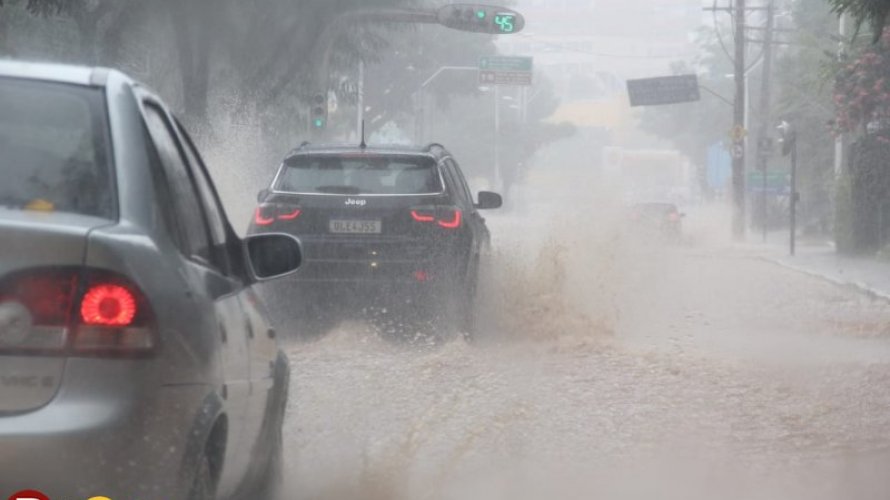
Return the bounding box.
[2,1,890,500]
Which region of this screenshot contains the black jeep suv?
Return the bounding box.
[248,143,502,337]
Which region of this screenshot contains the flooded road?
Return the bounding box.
[274,208,890,500]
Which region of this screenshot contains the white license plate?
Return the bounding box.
[329,219,382,234]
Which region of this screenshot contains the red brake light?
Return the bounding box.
[437,209,462,229]
[256,204,301,225]
[0,269,154,356]
[255,206,275,226]
[81,284,137,327]
[278,208,302,221]
[411,207,462,228]
[411,210,436,222]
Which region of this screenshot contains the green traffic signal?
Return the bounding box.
[494,14,515,33]
[436,4,524,34]
[311,93,327,130]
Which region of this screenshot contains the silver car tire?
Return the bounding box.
[189,454,216,500]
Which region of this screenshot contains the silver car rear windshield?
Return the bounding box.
[0,78,114,218]
[276,154,442,195]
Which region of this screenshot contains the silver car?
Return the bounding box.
[0,61,300,499]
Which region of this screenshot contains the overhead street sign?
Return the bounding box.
[478,56,533,86]
[626,74,700,107]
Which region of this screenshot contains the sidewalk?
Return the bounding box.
[758,239,890,301]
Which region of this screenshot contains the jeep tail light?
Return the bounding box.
[255,206,275,226]
[278,208,302,220]
[437,209,462,229]
[255,203,302,226]
[0,268,155,357]
[410,206,462,229]
[411,209,436,222]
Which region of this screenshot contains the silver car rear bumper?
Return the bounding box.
[0,358,210,500]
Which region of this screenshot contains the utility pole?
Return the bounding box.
[755,0,776,243]
[732,0,747,240]
[834,13,847,177]
[494,85,502,190]
[778,121,797,256]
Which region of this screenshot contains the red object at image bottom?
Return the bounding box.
[7,491,50,500]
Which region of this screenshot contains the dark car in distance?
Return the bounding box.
[248,143,502,338]
[629,201,685,241]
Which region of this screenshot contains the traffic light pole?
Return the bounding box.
[413,66,476,143]
[311,8,439,137]
[790,137,798,256]
[310,5,524,139]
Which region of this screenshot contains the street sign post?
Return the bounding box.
[478,55,533,86]
[626,74,700,107]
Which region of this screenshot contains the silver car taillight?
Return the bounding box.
[0,268,155,357]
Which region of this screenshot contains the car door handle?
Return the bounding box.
[267,328,276,339]
[245,319,255,339]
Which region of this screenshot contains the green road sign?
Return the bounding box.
[479,55,533,72]
[478,55,533,86]
[747,169,790,194]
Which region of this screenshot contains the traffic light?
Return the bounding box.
[310,93,327,131]
[436,4,525,34]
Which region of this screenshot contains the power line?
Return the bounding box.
[514,34,697,60]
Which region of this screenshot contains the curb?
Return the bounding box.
[759,256,890,303]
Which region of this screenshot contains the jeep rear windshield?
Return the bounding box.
[0,78,114,218]
[276,154,443,195]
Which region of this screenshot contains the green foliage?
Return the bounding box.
[0,0,71,17]
[827,0,890,42]
[841,137,890,253]
[774,0,838,233]
[832,31,890,134]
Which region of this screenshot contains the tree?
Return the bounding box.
[0,0,419,124]
[828,0,890,41]
[773,0,839,236]
[830,26,890,252]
